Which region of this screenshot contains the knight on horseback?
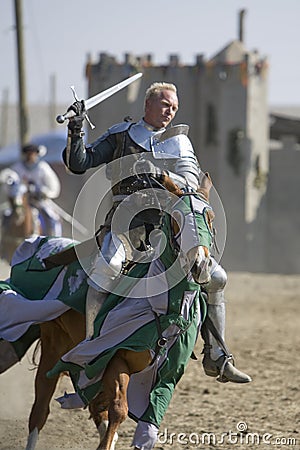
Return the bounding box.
[63,81,251,395]
[11,143,62,237]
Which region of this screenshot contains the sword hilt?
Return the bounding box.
[56,110,76,124]
[56,85,95,128]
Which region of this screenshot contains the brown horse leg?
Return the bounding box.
[96,349,152,450]
[97,354,131,450]
[88,406,118,449]
[26,314,83,449]
[26,367,60,449]
[28,353,60,433]
[27,325,63,437]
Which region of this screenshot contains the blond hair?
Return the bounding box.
[144,82,177,107]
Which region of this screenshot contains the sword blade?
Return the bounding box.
[85,73,142,110]
[56,73,143,124]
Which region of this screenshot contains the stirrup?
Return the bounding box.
[202,353,251,383]
[216,354,234,383]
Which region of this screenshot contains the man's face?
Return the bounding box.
[144,89,179,129]
[24,150,39,165]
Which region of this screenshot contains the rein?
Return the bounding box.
[150,311,194,365]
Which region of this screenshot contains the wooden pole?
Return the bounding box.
[14,0,29,151]
[238,9,246,43]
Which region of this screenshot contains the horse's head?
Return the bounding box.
[0,169,41,262]
[160,172,214,286]
[0,169,27,210]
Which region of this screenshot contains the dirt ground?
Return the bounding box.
[0,259,299,450]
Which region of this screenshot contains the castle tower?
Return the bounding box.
[196,40,269,269]
[84,12,269,271]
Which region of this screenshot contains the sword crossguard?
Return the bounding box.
[71,85,95,129]
[70,85,80,102]
[56,85,95,129]
[84,114,95,130]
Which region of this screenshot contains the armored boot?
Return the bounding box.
[202,303,251,383]
[201,260,251,383]
[85,286,107,339]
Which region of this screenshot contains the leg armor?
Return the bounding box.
[201,257,251,383]
[87,231,126,293]
[85,231,126,339]
[85,289,107,339]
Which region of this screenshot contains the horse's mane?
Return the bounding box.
[161,173,183,197]
[161,171,213,202]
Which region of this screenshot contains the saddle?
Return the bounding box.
[43,235,98,269]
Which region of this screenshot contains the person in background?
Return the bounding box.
[12,143,62,236]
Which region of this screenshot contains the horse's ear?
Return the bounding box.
[204,172,212,185]
[161,173,183,197]
[197,172,213,201]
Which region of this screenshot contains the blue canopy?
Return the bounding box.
[0,130,67,166]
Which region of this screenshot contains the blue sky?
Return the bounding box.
[1,0,300,105]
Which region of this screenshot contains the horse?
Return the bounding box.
[0,169,42,263]
[0,173,214,450]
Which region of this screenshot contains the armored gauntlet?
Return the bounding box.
[67,100,86,135]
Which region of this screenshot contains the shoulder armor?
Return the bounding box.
[90,121,133,148]
[108,121,132,135]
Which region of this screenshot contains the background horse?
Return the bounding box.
[0,169,41,263]
[0,175,213,450]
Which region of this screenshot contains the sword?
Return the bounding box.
[56,72,143,128]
